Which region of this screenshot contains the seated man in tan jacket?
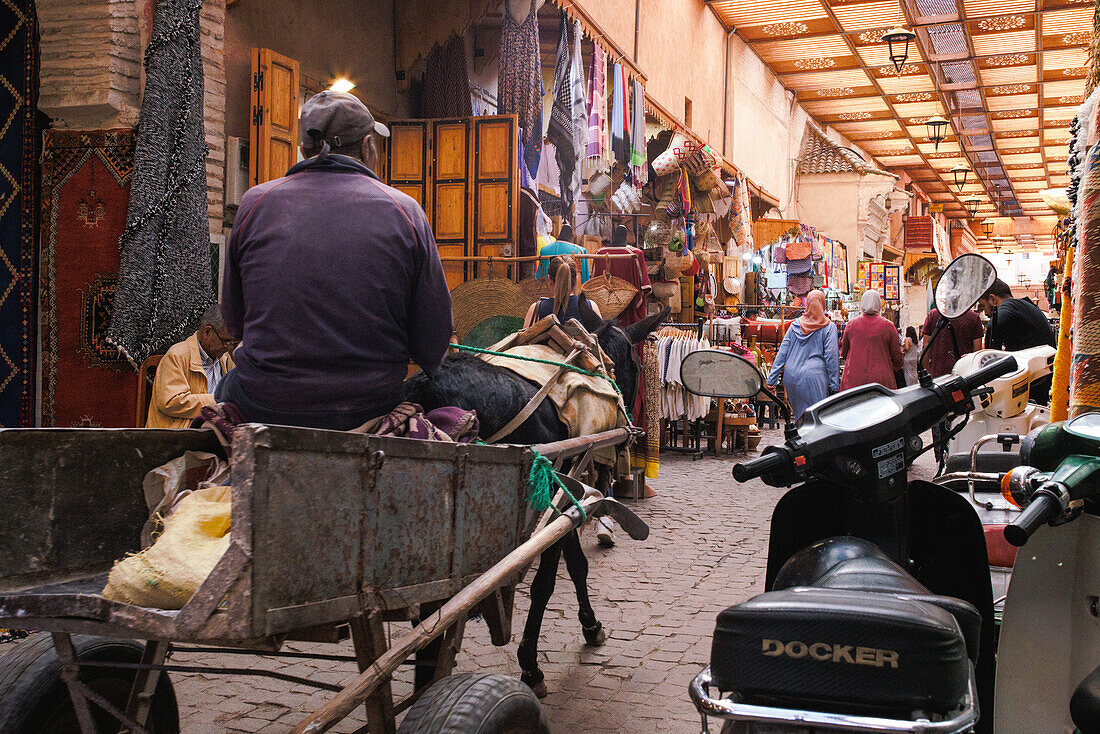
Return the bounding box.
[146,305,236,428]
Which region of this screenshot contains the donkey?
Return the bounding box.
[404,302,669,695]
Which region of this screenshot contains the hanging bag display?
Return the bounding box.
[651,131,700,177]
[766,264,788,290]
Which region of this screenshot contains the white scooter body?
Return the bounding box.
[948,346,1055,458]
[995,515,1100,733]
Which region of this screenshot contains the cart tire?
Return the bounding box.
[397,673,549,734]
[0,632,179,734]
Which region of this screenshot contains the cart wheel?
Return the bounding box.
[397,673,549,734]
[0,632,179,734]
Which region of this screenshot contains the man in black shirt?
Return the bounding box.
[977,278,1056,404]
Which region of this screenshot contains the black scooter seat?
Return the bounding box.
[710,538,974,717]
[710,587,971,716]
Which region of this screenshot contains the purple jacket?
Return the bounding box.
[222,154,453,417]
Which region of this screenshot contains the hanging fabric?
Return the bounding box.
[547,16,586,222]
[421,35,473,118]
[584,44,609,178]
[630,77,648,186]
[498,0,543,178]
[108,0,212,365]
[611,63,629,166]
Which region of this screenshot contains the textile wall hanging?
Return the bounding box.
[421,34,473,118]
[40,130,137,427]
[108,0,213,367]
[1071,142,1100,418]
[0,0,38,427]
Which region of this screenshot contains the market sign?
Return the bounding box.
[929,203,944,213]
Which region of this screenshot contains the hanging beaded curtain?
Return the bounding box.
[107,0,213,366]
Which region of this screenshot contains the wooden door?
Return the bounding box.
[249,48,300,186]
[471,116,517,280]
[432,119,471,289]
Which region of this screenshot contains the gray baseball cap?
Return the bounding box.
[300,90,390,151]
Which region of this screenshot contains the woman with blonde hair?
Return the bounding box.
[523,254,601,327]
[766,290,839,418]
[839,289,904,390]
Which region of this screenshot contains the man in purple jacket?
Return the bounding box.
[218,91,453,430]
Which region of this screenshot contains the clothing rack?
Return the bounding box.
[655,322,709,459]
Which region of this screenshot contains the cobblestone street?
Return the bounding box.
[170,441,788,733]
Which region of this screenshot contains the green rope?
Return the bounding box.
[452,342,632,422]
[527,449,586,524]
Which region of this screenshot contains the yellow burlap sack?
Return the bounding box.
[102,485,232,610]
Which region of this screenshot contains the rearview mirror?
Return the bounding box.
[935,253,997,319]
[680,349,764,398]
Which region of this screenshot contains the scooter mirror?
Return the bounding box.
[1065,413,1100,441]
[935,253,997,319]
[680,349,764,398]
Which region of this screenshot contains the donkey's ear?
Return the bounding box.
[624,306,671,344]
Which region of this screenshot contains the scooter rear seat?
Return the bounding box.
[710,587,971,716]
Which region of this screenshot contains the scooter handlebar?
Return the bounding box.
[733,450,787,482]
[1004,491,1061,547]
[961,355,1018,394]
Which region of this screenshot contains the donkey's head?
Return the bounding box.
[578,301,671,410]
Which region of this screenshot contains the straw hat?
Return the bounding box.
[450,277,531,343]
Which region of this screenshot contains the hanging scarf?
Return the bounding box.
[498,0,543,177]
[630,77,648,186]
[799,290,831,333]
[584,44,608,177]
[547,16,586,222]
[611,63,629,166]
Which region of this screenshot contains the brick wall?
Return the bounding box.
[39,0,142,129]
[39,0,227,238]
[201,0,226,239]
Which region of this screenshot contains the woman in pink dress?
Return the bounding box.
[840,290,904,391]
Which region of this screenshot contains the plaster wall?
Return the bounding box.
[635,0,727,145]
[223,0,406,142]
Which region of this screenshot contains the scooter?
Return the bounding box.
[993,414,1100,732]
[944,345,1055,475]
[680,253,1010,733]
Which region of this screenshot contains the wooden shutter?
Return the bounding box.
[249,48,300,186]
[471,116,518,280]
[384,114,519,286]
[431,119,471,289]
[386,121,429,209]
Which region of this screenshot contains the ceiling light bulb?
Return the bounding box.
[329,78,356,94]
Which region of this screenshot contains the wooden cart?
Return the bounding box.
[0,424,645,733]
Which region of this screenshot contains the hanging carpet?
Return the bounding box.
[108,0,212,367]
[40,130,137,427]
[421,34,473,118]
[0,0,38,427]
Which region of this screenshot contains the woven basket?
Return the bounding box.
[582,274,639,320]
[517,276,553,303]
[450,277,532,342]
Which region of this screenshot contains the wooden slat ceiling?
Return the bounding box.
[709,0,1091,231]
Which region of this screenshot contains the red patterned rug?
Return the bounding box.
[40,130,137,427]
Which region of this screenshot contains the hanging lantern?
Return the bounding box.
[883,26,917,73]
[965,197,980,216]
[925,116,949,150]
[950,163,971,191]
[982,219,994,239]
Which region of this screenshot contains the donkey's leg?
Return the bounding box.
[561,528,607,646]
[594,464,617,547]
[518,539,564,697]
